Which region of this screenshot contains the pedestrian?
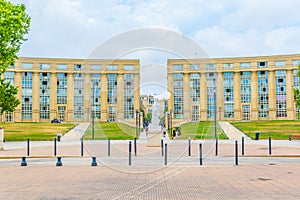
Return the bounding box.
[162,126,166,137]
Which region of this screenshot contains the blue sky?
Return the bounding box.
[10,0,300,94]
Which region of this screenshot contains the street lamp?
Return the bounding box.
[92,82,98,140]
[214,87,217,139]
[136,110,140,138]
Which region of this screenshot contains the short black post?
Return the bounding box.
[129,141,132,166]
[215,138,218,156]
[235,140,238,166]
[81,139,84,157]
[199,143,203,166]
[56,156,63,166]
[269,137,272,155]
[108,139,110,157]
[27,138,30,156]
[255,132,260,140]
[21,156,27,166]
[241,137,244,156]
[164,143,168,166]
[91,156,97,166]
[188,138,191,156]
[161,139,164,156]
[134,137,137,157]
[54,138,57,156]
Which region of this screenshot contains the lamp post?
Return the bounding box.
[136,110,140,137]
[170,109,172,131]
[92,82,98,140]
[214,87,217,139]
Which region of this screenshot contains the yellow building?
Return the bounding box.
[1,57,140,124]
[167,54,300,124]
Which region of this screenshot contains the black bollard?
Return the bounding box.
[215,138,218,156]
[242,137,244,156]
[255,132,260,140]
[108,139,110,157]
[54,138,57,156]
[91,156,97,166]
[269,137,272,155]
[81,139,84,157]
[235,140,238,166]
[27,138,30,157]
[188,138,191,156]
[134,137,137,157]
[129,141,132,166]
[199,143,203,166]
[21,156,27,166]
[56,156,63,166]
[161,139,164,156]
[164,143,168,166]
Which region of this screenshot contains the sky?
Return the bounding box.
[10,0,300,94]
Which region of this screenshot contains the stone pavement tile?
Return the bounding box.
[0,164,299,199]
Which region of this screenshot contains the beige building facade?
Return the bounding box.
[1,57,140,124]
[167,54,300,124]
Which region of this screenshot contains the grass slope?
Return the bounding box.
[231,120,300,140]
[0,122,75,141]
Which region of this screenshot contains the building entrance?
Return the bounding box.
[58,106,66,122]
[242,104,251,121]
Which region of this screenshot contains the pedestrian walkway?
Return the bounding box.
[218,121,251,140]
[61,122,90,141]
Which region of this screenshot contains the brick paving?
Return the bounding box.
[0,163,300,199]
[0,139,300,199]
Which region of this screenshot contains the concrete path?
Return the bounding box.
[61,122,90,141]
[218,121,251,140]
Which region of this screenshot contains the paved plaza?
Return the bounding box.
[0,138,300,199]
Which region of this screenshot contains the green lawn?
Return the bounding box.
[231,120,300,140]
[0,122,76,141]
[84,122,136,140]
[178,121,228,140]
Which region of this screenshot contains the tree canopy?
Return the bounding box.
[0,0,30,115]
[294,65,300,108]
[0,0,30,73]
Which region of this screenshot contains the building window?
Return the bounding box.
[174,73,184,119]
[257,62,268,68]
[107,64,118,71]
[124,74,134,119]
[258,71,269,118]
[294,70,300,119]
[74,73,84,119]
[22,63,33,69]
[224,72,234,118]
[40,73,50,119]
[190,73,200,104]
[206,72,216,119]
[107,74,117,104]
[148,96,154,105]
[191,105,199,122]
[241,72,251,103]
[190,64,200,70]
[57,73,67,104]
[275,70,287,117]
[206,63,216,70]
[274,61,286,67]
[240,62,251,69]
[173,64,183,71]
[74,64,84,71]
[4,71,14,85]
[22,72,32,119]
[90,64,100,70]
[124,65,134,71]
[91,74,101,119]
[108,106,116,122]
[40,63,50,70]
[57,64,68,70]
[223,63,234,69]
[293,60,300,66]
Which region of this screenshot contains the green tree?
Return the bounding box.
[0,0,30,115]
[294,64,300,109]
